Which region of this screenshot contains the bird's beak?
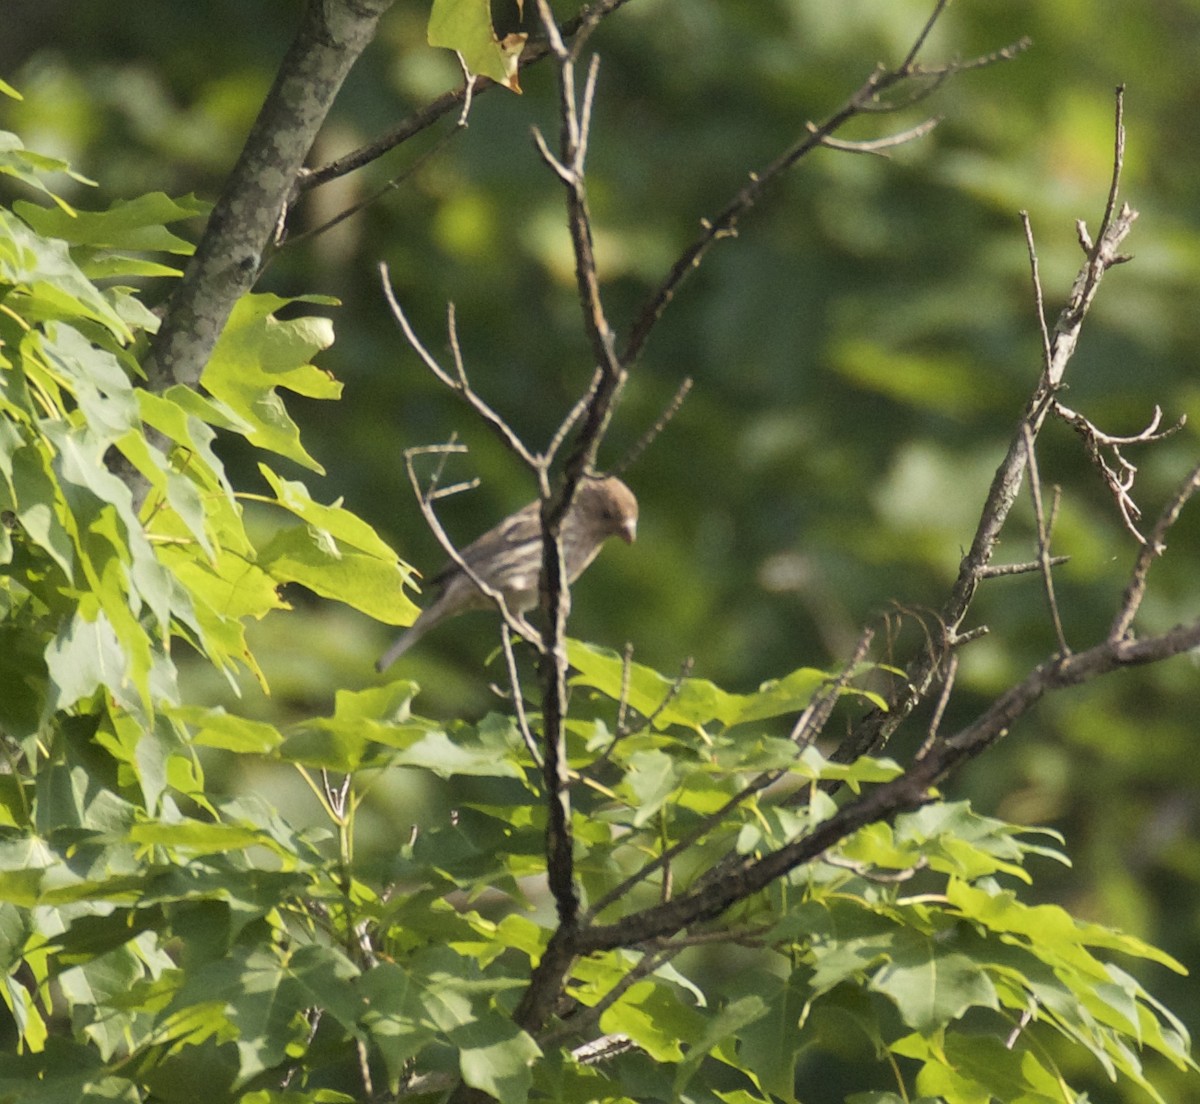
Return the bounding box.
[621,518,637,544]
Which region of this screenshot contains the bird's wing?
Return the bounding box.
[428,500,542,587]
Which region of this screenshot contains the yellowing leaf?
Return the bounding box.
[428,0,526,92]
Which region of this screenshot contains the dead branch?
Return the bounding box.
[833,85,1138,767]
[621,21,1028,366]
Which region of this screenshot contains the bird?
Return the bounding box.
[377,475,638,671]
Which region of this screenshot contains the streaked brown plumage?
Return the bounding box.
[377,476,638,670]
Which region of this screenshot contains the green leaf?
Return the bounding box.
[10,440,76,580]
[202,293,338,471]
[724,970,808,1100]
[673,995,768,1095]
[128,819,270,855]
[868,934,999,1032]
[46,611,125,712]
[174,706,285,755]
[599,979,704,1063]
[258,463,404,562]
[417,949,541,1104]
[617,749,681,826]
[947,880,1187,973]
[905,1032,1063,1104]
[391,729,527,780]
[569,640,829,731]
[255,521,418,623]
[0,131,92,212]
[0,208,129,338]
[14,192,207,253]
[358,962,439,1091]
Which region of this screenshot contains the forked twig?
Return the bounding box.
[1053,400,1186,544]
[833,84,1139,766]
[381,266,540,471]
[621,20,1028,366]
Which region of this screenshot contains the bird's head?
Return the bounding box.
[580,476,638,544]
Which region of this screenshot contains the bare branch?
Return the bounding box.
[917,652,958,757]
[281,104,469,252]
[148,0,394,395]
[833,85,1139,766]
[1053,400,1186,544]
[899,0,952,71]
[585,655,695,774]
[1021,211,1053,374]
[574,615,1200,957]
[621,15,1026,366]
[380,265,541,470]
[500,630,544,769]
[816,116,942,156]
[545,369,603,467]
[979,556,1069,578]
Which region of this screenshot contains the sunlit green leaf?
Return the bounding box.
[14,192,207,253]
[202,293,338,471]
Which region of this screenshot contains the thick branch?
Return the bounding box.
[296,0,635,196]
[148,0,394,392]
[575,616,1200,954]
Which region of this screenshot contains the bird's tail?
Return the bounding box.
[376,609,434,672]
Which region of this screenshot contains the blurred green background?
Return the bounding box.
[5,1,1200,1099]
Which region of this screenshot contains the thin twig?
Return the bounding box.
[501,630,544,769]
[816,116,941,156]
[1022,424,1070,656]
[1053,400,1185,544]
[1110,460,1200,641]
[916,652,957,759]
[832,84,1138,766]
[380,265,541,470]
[614,656,693,737]
[824,854,928,883]
[1020,212,1053,374]
[615,642,634,734]
[455,51,476,127]
[582,653,693,770]
[295,0,636,196]
[979,556,1069,578]
[613,377,694,476]
[546,369,602,467]
[283,119,467,251]
[622,19,1026,365]
[899,0,952,70]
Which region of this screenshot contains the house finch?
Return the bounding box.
[377,475,638,671]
